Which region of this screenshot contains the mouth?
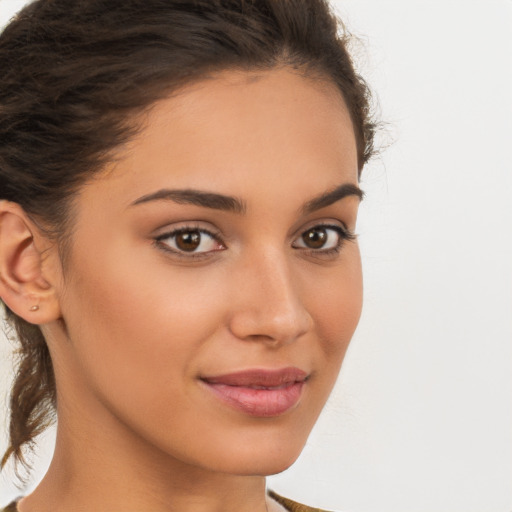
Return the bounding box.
[200,367,308,417]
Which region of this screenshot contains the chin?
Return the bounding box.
[205,435,307,477]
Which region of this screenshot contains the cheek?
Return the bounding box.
[304,245,363,360]
[60,239,227,412]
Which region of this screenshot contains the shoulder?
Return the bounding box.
[268,490,335,512]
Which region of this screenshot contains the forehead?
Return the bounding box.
[86,67,358,208]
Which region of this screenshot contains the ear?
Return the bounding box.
[0,201,62,324]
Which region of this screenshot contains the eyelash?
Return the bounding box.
[154,224,224,261]
[154,223,355,260]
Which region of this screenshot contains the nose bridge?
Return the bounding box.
[228,247,312,344]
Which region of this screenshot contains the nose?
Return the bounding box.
[227,250,313,346]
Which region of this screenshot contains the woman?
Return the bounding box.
[0,0,375,511]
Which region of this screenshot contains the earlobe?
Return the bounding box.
[0,202,61,324]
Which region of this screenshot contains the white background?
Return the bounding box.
[1,0,511,510]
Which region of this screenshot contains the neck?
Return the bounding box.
[17,396,270,512]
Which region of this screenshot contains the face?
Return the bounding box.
[49,68,363,476]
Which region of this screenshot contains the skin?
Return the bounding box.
[0,67,362,512]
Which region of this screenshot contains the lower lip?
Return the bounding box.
[203,381,305,417]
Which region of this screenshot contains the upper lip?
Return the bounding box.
[201,367,308,388]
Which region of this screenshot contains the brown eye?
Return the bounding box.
[156,227,224,255]
[175,230,201,251]
[302,227,328,249]
[292,224,350,252]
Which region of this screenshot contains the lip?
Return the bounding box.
[201,367,308,417]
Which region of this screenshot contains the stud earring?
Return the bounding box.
[29,305,39,312]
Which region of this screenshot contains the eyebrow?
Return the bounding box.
[131,188,247,214]
[301,183,364,215]
[130,183,363,214]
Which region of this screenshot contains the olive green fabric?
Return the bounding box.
[2,491,332,512]
[268,490,333,512]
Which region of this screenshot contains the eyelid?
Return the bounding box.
[152,219,223,238]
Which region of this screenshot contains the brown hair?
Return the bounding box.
[0,0,375,475]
